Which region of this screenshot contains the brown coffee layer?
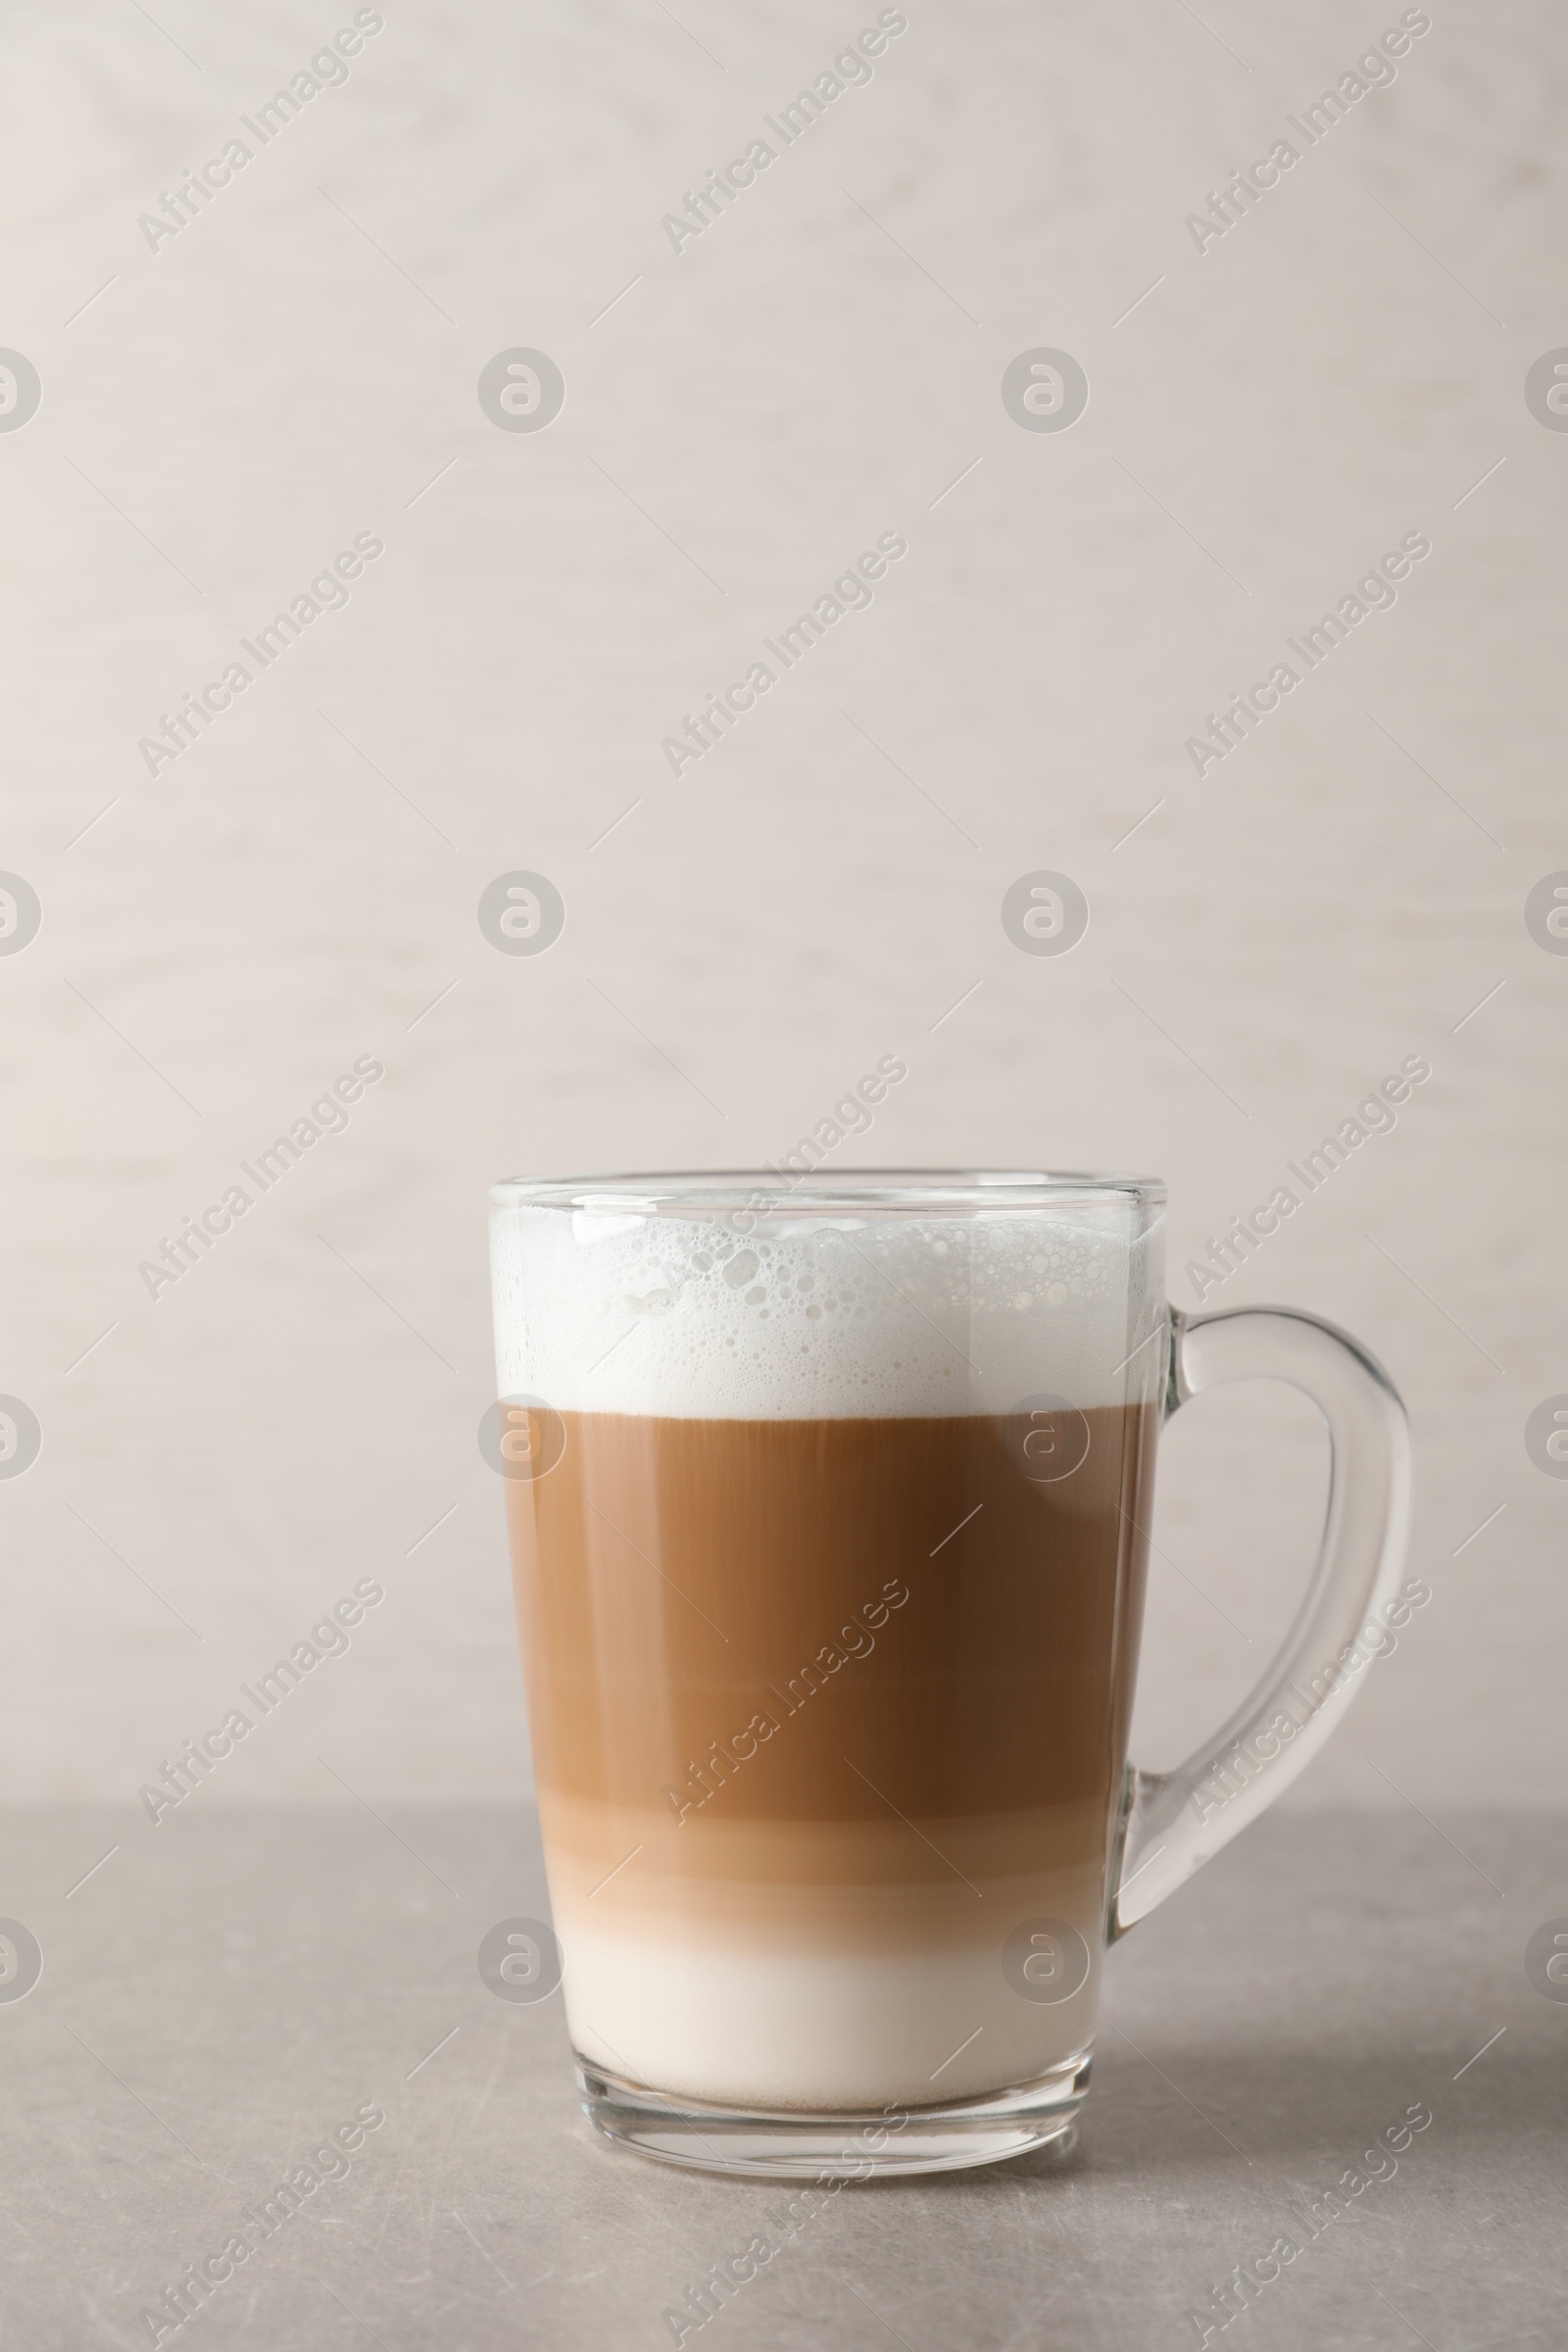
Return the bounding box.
[507,1407,1155,1895]
[539,1792,1109,1956]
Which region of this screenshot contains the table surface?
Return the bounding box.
[2,1806,1561,2350]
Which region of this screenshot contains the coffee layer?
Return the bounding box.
[511,1407,1152,1822]
[507,1405,1155,2108]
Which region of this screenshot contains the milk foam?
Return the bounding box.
[491,1200,1160,1417]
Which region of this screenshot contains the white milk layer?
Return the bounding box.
[558,1911,1098,2109]
[491,1199,1158,1418]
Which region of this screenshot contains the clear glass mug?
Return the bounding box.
[488,1171,1410,2178]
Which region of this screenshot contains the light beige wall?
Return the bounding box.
[1,0,1562,1821]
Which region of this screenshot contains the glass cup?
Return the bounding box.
[488,1171,1410,2178]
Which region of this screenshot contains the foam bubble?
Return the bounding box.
[491,1201,1161,1417]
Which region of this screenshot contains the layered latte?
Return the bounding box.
[493,1197,1158,2111]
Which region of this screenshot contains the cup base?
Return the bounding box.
[574,2048,1091,2179]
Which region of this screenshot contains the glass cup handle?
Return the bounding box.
[1109,1302,1412,1939]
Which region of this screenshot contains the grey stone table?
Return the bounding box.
[1,1807,1562,2350]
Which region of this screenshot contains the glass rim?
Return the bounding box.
[490,1167,1165,1214]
